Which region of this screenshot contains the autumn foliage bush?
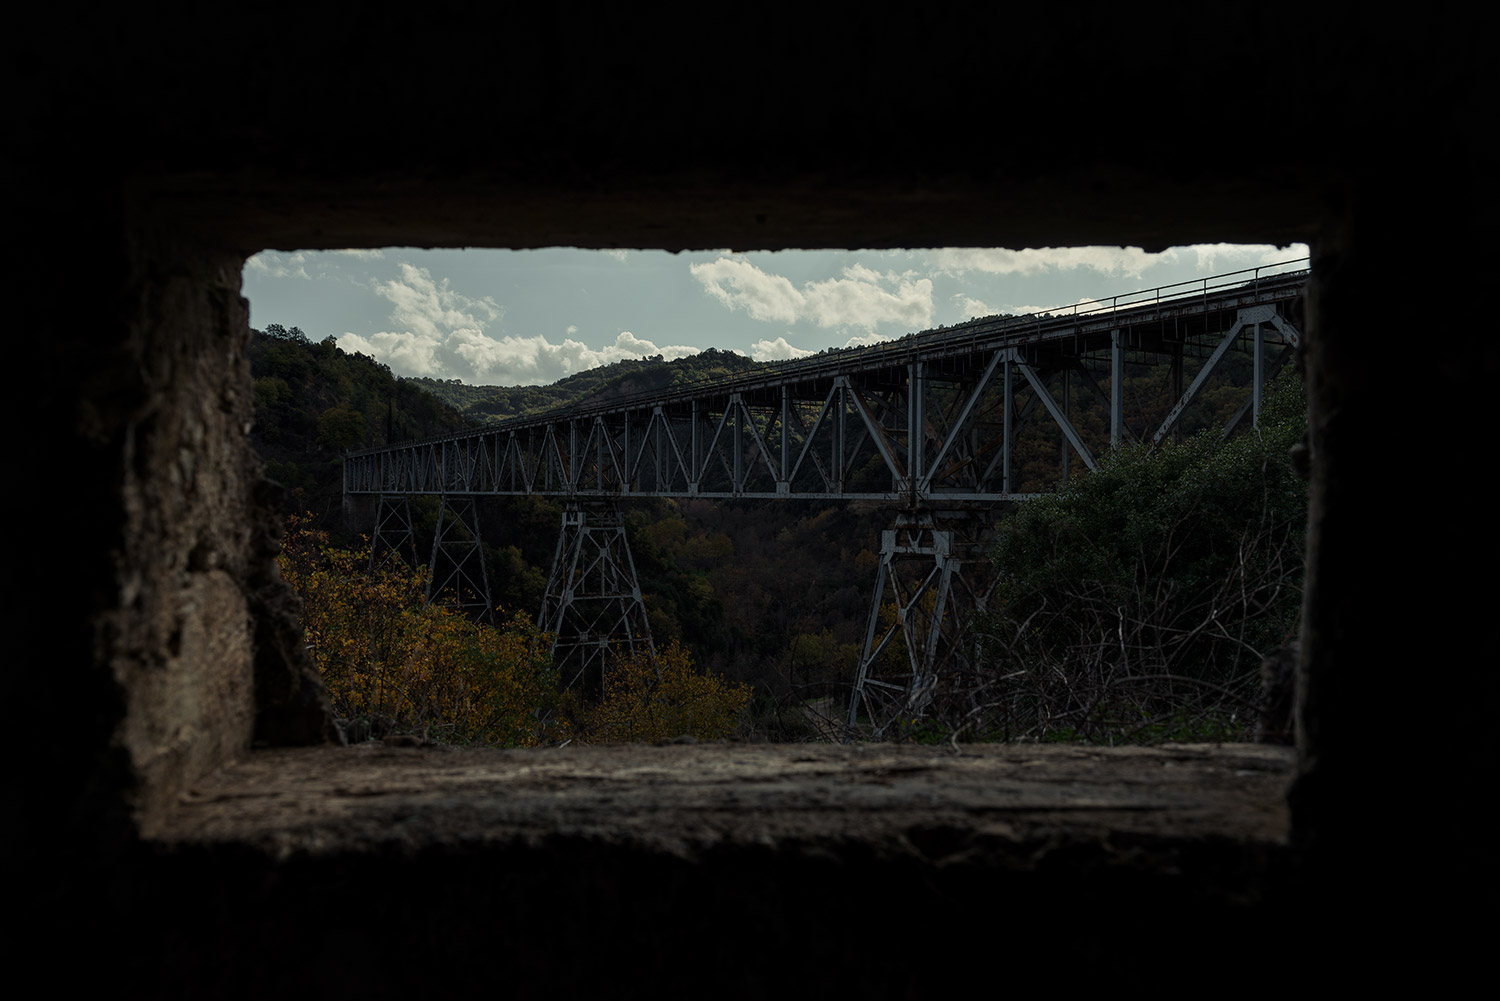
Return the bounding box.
[278,516,559,746]
[561,641,752,744]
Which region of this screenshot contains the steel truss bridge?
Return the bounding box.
[344,262,1306,737]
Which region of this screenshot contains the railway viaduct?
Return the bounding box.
[346,264,1306,731]
[10,6,1495,993]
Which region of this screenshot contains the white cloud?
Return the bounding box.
[340,264,701,384]
[934,246,1164,279]
[373,262,503,343]
[442,331,699,384]
[1179,242,1309,274]
[934,243,1310,280]
[340,329,440,376]
[330,248,386,260]
[690,256,933,331]
[1267,243,1311,264]
[748,336,815,361]
[954,294,1002,319]
[245,251,312,280]
[345,327,700,385]
[842,331,898,349]
[690,257,801,323]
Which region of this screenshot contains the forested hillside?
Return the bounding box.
[248,326,758,743]
[408,347,764,423]
[249,324,468,522]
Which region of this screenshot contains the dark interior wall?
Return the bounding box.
[1298,170,1498,899]
[11,209,311,841]
[102,6,1340,252]
[7,3,1495,901]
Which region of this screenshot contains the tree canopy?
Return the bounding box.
[978,370,1308,742]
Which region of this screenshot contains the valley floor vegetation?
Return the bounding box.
[964,371,1308,745]
[279,516,751,746]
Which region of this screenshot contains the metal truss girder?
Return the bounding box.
[1015,359,1098,472]
[628,410,666,485]
[1150,313,1250,449]
[1222,342,1297,439]
[787,382,841,492]
[1266,311,1300,348]
[653,409,693,491]
[1147,303,1301,448]
[577,419,601,489]
[1068,358,1140,445]
[844,379,908,488]
[972,356,1021,491]
[504,433,535,492]
[541,425,566,492]
[594,416,628,491]
[697,402,733,485]
[736,396,782,486]
[920,349,1004,493]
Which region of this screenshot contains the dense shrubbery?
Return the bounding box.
[971,371,1308,743]
[559,641,752,744]
[279,515,751,746]
[279,515,560,746]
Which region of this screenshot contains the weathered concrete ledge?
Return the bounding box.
[158,741,1295,859]
[66,742,1436,996]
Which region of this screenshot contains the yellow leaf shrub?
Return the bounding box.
[278,515,560,746]
[565,640,751,744]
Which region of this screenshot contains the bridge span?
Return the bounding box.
[343,261,1306,737]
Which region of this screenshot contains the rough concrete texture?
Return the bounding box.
[103,244,261,831]
[159,742,1294,857]
[70,240,329,837]
[89,742,1295,996]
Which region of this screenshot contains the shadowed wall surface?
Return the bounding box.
[8,5,1496,992]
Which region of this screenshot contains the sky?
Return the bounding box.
[243,244,1309,387]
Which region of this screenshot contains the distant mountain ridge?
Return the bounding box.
[407,348,766,424]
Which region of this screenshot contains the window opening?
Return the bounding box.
[245,245,1308,749]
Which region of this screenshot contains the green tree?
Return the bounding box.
[978,370,1308,742]
[316,403,367,451]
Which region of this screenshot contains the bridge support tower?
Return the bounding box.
[540,502,655,694]
[427,495,494,624]
[370,494,419,571]
[847,509,992,740]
